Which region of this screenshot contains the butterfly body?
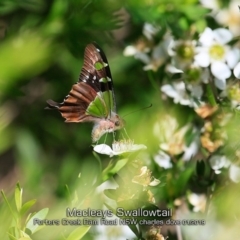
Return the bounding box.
[92,111,124,142]
[46,43,124,142]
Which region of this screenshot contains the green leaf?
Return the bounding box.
[102,158,128,181]
[196,160,205,177]
[92,150,102,171]
[26,208,49,234]
[176,168,194,194]
[206,83,217,106]
[15,182,23,212]
[1,190,17,222]
[180,5,210,20]
[8,226,19,240]
[104,203,139,238]
[0,32,52,92]
[66,226,91,240]
[19,230,32,240]
[20,199,37,217]
[104,189,118,201]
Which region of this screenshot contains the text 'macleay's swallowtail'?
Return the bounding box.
[46,43,124,142]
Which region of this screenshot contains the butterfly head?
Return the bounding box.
[112,112,125,130]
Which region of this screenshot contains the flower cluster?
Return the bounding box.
[123,9,240,184]
[124,25,240,107]
[93,3,240,239]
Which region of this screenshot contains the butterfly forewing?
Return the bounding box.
[80,43,116,115]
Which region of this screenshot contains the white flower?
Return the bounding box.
[216,0,240,36]
[233,62,240,79]
[153,114,190,156]
[93,140,147,157]
[209,155,231,174]
[182,136,199,161]
[143,34,173,71]
[123,43,150,63]
[143,22,160,40]
[199,0,219,10]
[195,27,240,90]
[168,40,197,70]
[124,32,172,72]
[229,164,240,183]
[188,193,206,212]
[154,151,173,169]
[161,81,195,106]
[132,166,160,187]
[167,60,209,100]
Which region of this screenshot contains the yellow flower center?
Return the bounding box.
[228,83,240,102]
[176,43,194,60]
[209,44,225,61]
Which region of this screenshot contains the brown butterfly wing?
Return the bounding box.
[46,43,111,122]
[46,82,98,122]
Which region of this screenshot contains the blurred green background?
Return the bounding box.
[1,0,240,240]
[0,1,161,239]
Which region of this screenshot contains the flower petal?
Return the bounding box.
[213,28,233,45]
[194,51,210,67]
[200,0,219,9]
[214,78,226,90]
[166,65,184,74]
[183,138,199,161]
[123,45,137,56]
[94,144,114,156]
[154,151,172,169]
[191,85,203,98]
[229,164,240,183]
[135,52,150,64]
[210,155,230,173]
[226,48,240,69]
[161,84,178,98]
[131,144,147,151]
[149,178,160,186]
[233,62,240,79]
[211,62,231,80]
[143,23,160,40]
[199,27,215,46]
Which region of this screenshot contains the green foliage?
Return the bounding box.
[66,225,91,240]
[1,183,49,239]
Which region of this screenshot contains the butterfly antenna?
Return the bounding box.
[122,104,152,118]
[103,131,108,144]
[123,128,130,139]
[112,131,115,142]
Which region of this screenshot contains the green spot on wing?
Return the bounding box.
[99,77,108,83]
[86,94,108,118]
[102,91,113,115]
[86,91,114,118]
[94,61,108,70]
[99,77,111,83]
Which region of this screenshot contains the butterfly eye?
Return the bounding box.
[115,121,120,126]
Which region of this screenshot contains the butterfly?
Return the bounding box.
[46,43,124,142]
